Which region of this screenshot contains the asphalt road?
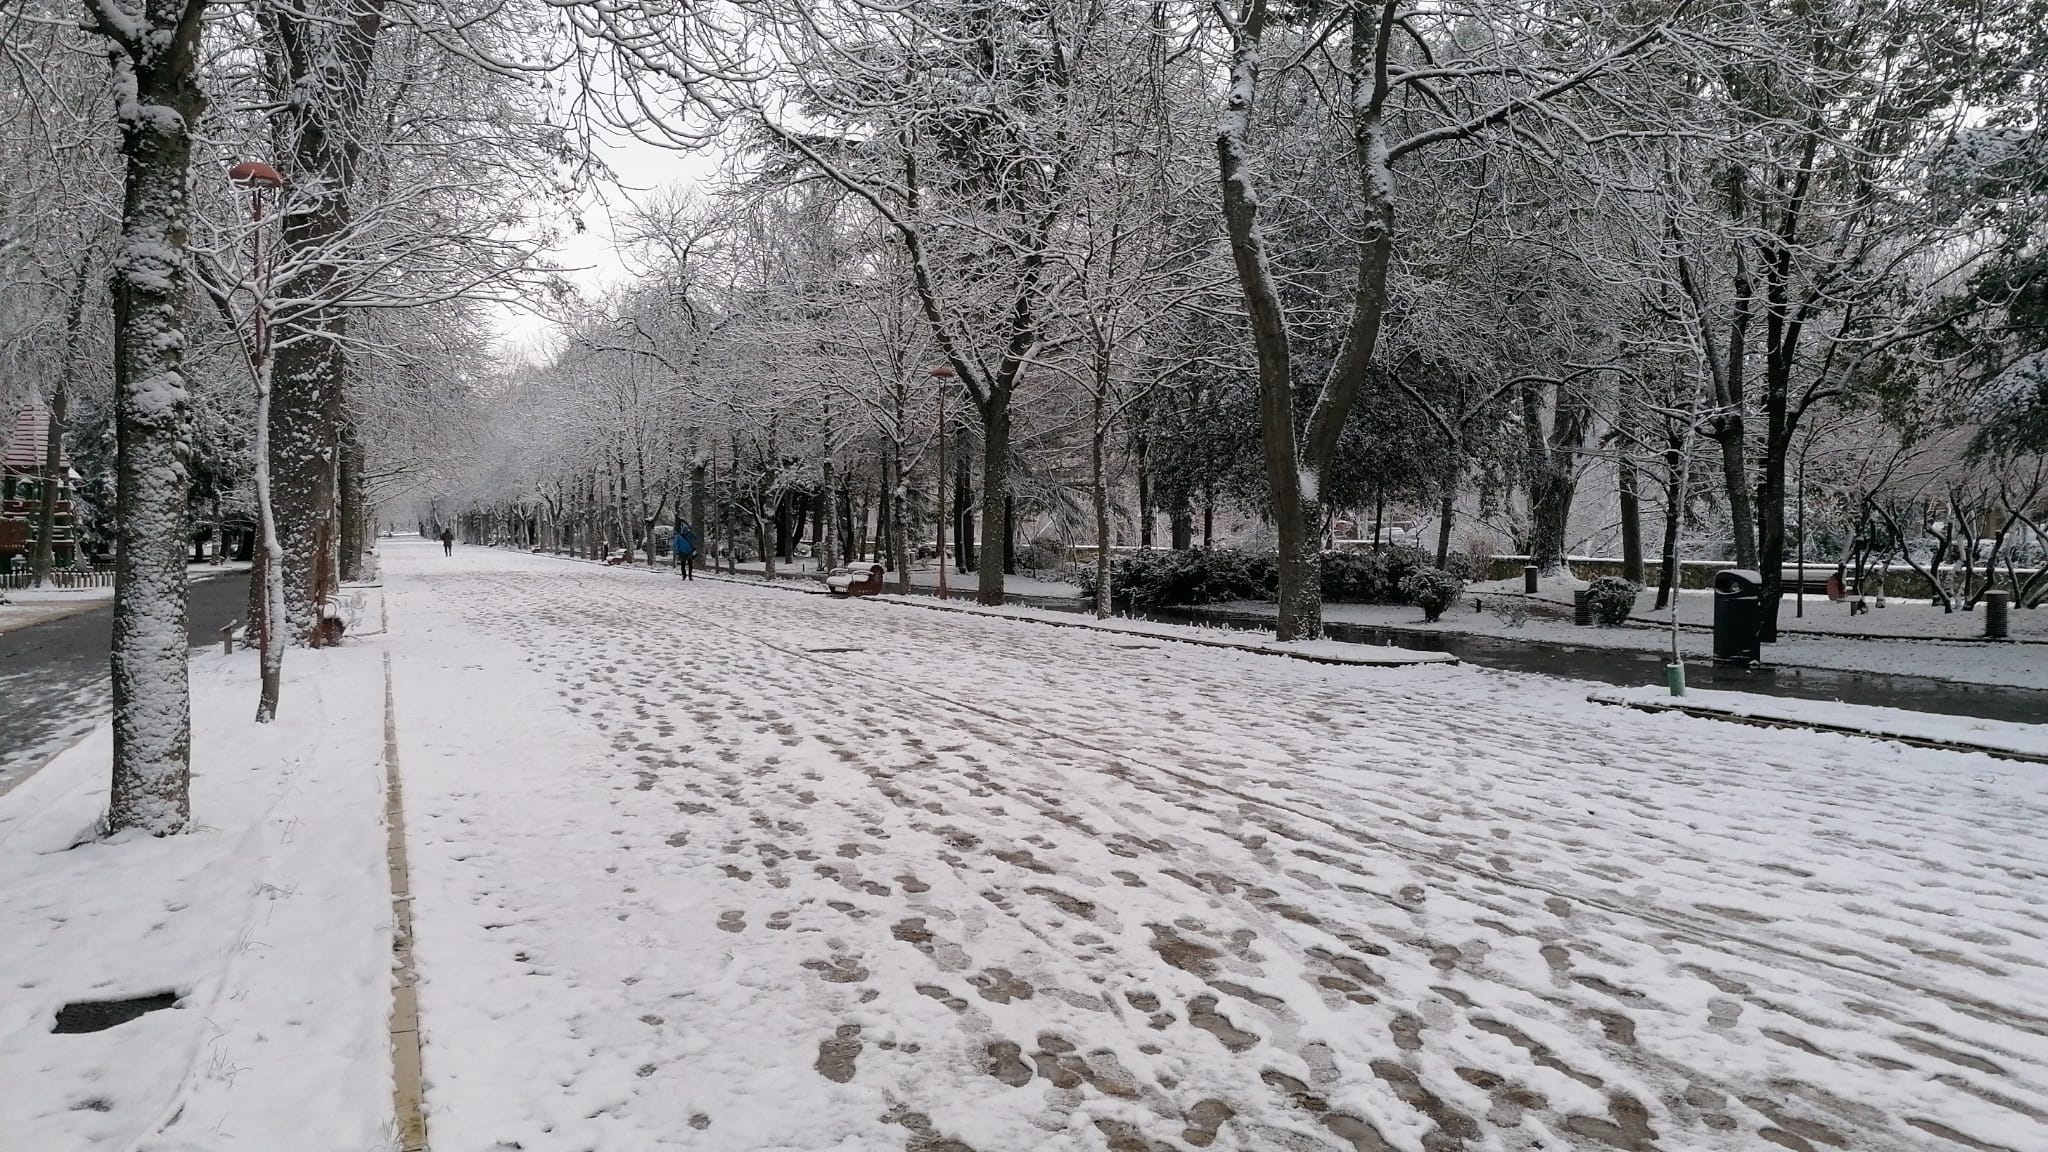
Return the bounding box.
[0,572,248,790]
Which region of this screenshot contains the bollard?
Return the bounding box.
[1985,590,2011,640]
[1573,589,1592,626]
[1524,565,1539,594]
[219,621,239,655]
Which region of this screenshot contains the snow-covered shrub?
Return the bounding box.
[1322,545,1428,603]
[1400,567,1462,622]
[1075,545,1464,611]
[1585,576,1641,626]
[1075,547,1276,610]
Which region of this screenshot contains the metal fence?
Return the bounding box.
[0,568,116,591]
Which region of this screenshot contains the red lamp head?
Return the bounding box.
[228,161,285,189]
[928,365,956,379]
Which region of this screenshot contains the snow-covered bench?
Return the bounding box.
[825,564,885,598]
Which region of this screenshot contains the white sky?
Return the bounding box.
[489,127,717,360]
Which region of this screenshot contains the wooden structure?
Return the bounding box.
[0,403,78,571]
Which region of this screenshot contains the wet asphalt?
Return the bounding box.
[0,571,247,788]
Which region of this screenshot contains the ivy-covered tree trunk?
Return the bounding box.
[99,0,209,835]
[262,0,389,641]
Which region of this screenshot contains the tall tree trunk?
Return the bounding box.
[889,453,910,595]
[1092,422,1111,619]
[955,425,974,574]
[1654,432,1684,610]
[339,412,365,581]
[32,249,92,586]
[689,437,707,541]
[1712,422,1755,569]
[1004,492,1017,575]
[1757,429,1789,641]
[1214,0,1395,638]
[1135,433,1153,548]
[103,0,209,835]
[975,401,1009,605]
[1618,443,1645,584]
[261,0,389,637]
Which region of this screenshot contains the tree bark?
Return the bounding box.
[955,425,974,573]
[1214,0,1396,638]
[32,249,92,586]
[1004,492,1017,575]
[1135,433,1153,548]
[339,412,365,581]
[975,401,1009,605]
[1092,422,1111,619]
[260,0,389,638]
[103,0,209,835]
[1654,430,1684,610]
[1618,443,1644,584]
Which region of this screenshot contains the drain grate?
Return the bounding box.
[52,992,179,1034]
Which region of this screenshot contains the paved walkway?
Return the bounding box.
[384,540,2047,1152]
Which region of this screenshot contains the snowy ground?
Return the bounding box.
[386,539,2047,1152]
[1589,686,2048,761]
[713,559,2048,690]
[0,643,393,1150]
[1239,600,2048,692]
[0,584,116,633]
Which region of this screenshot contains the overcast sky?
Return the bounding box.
[491,126,716,360]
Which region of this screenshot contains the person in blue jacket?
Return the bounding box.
[672,521,698,579]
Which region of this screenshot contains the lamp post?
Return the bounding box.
[930,366,955,600]
[229,160,285,719]
[228,161,283,367]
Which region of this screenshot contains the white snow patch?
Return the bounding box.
[0,645,392,1149]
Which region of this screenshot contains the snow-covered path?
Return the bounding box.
[384,540,2047,1152]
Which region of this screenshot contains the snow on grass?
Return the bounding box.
[1593,685,2048,760]
[0,644,392,1150]
[869,594,1456,667]
[1268,599,2048,690]
[382,538,2048,1152]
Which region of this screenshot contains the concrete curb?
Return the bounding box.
[1586,692,2048,765]
[383,652,429,1152]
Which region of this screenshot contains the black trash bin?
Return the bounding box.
[1712,569,1763,665]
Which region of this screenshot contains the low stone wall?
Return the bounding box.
[1480,556,1731,589]
[1483,555,2042,595]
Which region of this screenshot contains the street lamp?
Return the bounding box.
[228,161,284,368]
[229,160,286,716]
[930,365,956,600]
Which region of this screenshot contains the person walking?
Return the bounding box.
[672,521,698,579]
[440,526,454,556]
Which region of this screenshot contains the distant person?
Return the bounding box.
[440,526,454,556]
[672,521,698,579]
